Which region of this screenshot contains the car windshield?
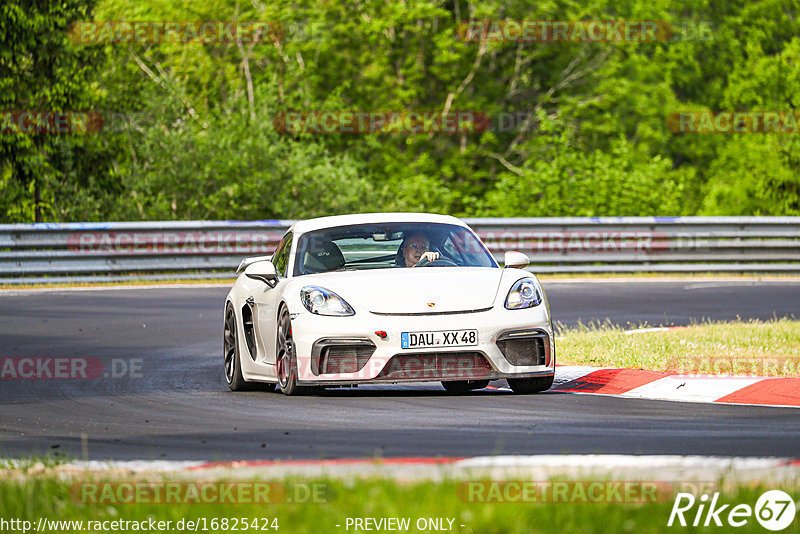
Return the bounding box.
[293,222,497,275]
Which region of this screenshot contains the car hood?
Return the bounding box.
[305,267,506,314]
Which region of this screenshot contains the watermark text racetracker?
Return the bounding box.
[668,110,800,134]
[457,20,713,43]
[0,111,103,134]
[476,230,707,255]
[68,21,283,44]
[73,481,331,504]
[0,357,142,380]
[666,356,800,377]
[1,111,199,135]
[68,230,283,255]
[458,480,717,504]
[274,111,490,134]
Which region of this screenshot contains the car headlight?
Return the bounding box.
[300,286,355,316]
[505,278,542,309]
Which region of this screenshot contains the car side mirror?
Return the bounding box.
[504,251,530,269]
[244,260,279,287]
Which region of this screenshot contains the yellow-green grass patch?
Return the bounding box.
[557,318,800,377]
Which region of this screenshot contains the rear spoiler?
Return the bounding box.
[235,255,273,274]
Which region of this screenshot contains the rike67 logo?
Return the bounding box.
[668,490,796,531]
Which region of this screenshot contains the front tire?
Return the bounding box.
[276,305,316,396]
[441,380,490,394]
[507,375,554,394]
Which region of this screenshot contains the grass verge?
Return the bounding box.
[557,318,800,377]
[0,474,796,534]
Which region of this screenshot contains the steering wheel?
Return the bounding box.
[414,257,458,267]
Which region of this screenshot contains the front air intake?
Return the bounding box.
[240,304,257,360]
[311,338,375,375]
[496,330,550,366]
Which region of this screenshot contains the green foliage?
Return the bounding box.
[701,135,800,215]
[2,0,799,221]
[482,117,690,216]
[0,0,112,222]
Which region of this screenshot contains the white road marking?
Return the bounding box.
[623,327,670,335]
[621,375,766,403]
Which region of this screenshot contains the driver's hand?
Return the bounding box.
[416,251,439,265]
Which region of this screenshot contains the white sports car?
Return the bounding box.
[223,213,555,395]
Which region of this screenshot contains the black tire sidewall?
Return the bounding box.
[278,307,300,395]
[441,380,490,394]
[225,304,248,391]
[507,375,554,394]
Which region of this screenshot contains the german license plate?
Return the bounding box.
[401,329,478,349]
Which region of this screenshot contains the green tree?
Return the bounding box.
[0,0,109,222]
[6,0,800,222]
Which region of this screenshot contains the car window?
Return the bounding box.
[293,222,497,275]
[336,237,402,264]
[272,232,292,277]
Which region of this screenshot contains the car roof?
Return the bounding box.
[287,212,468,236]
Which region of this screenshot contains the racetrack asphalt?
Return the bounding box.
[1,279,798,461]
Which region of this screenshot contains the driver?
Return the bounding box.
[399,232,440,267]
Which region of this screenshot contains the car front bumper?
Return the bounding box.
[289,306,555,385]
